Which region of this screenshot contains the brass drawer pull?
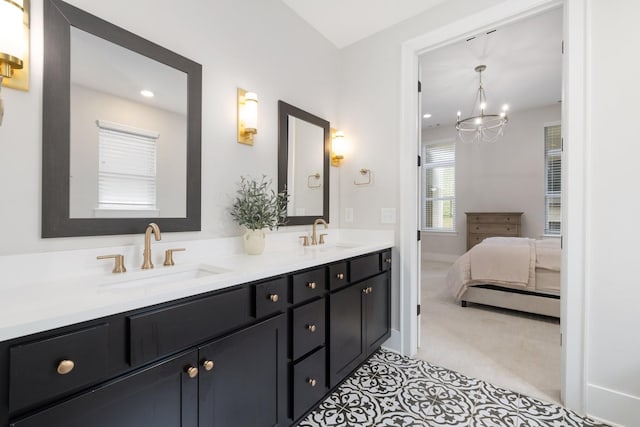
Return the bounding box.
[307,324,317,333]
[307,378,317,387]
[202,360,214,371]
[307,282,317,289]
[186,366,199,378]
[269,294,279,303]
[336,273,345,280]
[57,360,75,375]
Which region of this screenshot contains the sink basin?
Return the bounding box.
[306,242,361,253]
[100,264,228,290]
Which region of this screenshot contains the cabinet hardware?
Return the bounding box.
[186,366,199,378]
[307,324,317,333]
[96,254,126,273]
[368,287,373,294]
[269,294,279,303]
[202,360,214,371]
[57,359,75,375]
[163,248,186,266]
[336,273,344,280]
[384,258,391,264]
[307,282,317,289]
[362,288,368,294]
[307,378,317,387]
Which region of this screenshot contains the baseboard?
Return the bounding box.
[586,383,640,426]
[381,328,401,353]
[421,252,459,263]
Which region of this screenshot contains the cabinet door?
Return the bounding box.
[198,314,287,427]
[365,272,391,356]
[328,283,365,388]
[10,350,198,427]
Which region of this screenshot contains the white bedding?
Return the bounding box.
[447,237,560,300]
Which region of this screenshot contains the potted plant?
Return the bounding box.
[230,175,288,255]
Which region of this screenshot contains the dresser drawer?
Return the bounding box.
[350,253,381,284]
[328,262,348,291]
[254,277,288,318]
[468,213,521,224]
[9,324,109,412]
[129,286,252,366]
[292,298,325,360]
[469,223,518,234]
[292,347,327,420]
[292,267,325,304]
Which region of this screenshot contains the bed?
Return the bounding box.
[446,237,560,317]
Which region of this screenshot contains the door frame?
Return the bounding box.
[398,0,588,412]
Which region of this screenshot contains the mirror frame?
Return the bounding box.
[42,0,202,237]
[277,100,330,225]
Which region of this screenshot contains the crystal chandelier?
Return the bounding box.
[456,65,509,143]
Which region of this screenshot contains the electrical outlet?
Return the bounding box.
[345,208,354,223]
[380,208,396,224]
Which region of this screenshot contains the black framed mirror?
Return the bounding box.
[277,101,330,226]
[42,0,202,237]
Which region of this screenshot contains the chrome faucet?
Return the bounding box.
[311,218,328,245]
[142,222,162,269]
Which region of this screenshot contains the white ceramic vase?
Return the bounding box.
[243,229,266,255]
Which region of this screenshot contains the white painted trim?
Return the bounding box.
[381,328,401,353]
[422,137,456,146]
[399,0,586,412]
[586,384,640,427]
[421,252,458,263]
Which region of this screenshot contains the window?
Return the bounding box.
[422,141,456,232]
[544,124,562,235]
[96,120,159,213]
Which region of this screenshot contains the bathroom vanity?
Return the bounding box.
[0,238,392,426]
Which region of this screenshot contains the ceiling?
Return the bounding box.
[420,8,563,130]
[280,0,447,48]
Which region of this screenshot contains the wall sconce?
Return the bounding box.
[237,88,258,145]
[331,129,346,166]
[0,0,29,126]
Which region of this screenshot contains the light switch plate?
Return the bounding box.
[380,208,396,224]
[345,208,354,223]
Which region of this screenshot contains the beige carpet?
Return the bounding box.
[415,259,562,404]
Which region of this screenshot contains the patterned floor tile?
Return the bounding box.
[298,349,610,427]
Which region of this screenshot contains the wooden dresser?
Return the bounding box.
[466,212,523,250]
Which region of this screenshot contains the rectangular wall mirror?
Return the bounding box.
[42,0,202,237]
[277,101,330,225]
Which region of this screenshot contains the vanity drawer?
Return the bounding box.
[292,267,326,304]
[292,298,325,360]
[292,347,327,420]
[9,324,109,412]
[350,253,381,284]
[328,262,348,291]
[254,277,288,318]
[381,250,392,271]
[129,286,252,366]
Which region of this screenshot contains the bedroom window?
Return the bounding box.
[422,141,456,232]
[544,124,562,235]
[96,120,159,215]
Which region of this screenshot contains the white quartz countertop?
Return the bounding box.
[0,229,394,342]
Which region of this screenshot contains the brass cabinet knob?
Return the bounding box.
[362,288,368,294]
[307,282,317,290]
[368,287,373,294]
[57,360,75,375]
[336,273,344,280]
[269,294,279,303]
[202,360,214,371]
[307,324,317,333]
[384,258,391,264]
[307,378,317,387]
[186,366,199,378]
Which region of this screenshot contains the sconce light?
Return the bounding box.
[331,129,346,167]
[237,88,258,145]
[0,0,29,126]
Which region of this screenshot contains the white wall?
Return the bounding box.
[584,0,640,424]
[0,0,339,255]
[423,104,561,256]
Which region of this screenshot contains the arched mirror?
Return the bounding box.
[42,0,202,237]
[277,101,330,225]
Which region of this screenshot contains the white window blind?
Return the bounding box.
[422,141,456,232]
[97,120,159,211]
[544,124,561,234]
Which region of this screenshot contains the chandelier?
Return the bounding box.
[456,65,509,143]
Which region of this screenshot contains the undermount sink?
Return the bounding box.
[306,242,361,253]
[99,264,228,290]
